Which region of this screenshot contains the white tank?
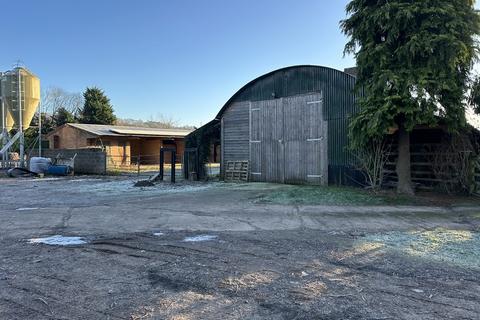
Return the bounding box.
[29,157,52,173]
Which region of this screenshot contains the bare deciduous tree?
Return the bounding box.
[117,114,193,129]
[41,87,83,116]
[432,135,478,194]
[353,139,392,192]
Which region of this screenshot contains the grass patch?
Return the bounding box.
[248,183,480,207]
[252,184,418,206]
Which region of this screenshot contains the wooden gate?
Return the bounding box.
[249,93,328,185]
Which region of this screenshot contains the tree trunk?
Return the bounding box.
[396,122,414,195]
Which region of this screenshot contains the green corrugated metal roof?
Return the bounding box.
[217,65,358,166]
[215,65,357,121]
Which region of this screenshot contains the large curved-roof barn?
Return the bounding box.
[189,65,359,185]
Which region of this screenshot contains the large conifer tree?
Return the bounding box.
[79,87,116,125]
[341,0,480,194]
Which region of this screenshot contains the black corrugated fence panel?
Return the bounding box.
[327,118,356,166]
[328,166,365,187]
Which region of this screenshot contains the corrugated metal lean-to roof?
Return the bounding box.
[67,123,193,138]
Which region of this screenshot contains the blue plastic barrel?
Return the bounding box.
[47,165,71,176]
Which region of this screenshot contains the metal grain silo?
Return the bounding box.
[1,67,40,130]
[0,74,14,131]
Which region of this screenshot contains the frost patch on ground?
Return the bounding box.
[183,235,218,242]
[360,228,480,269]
[28,235,87,246]
[16,207,39,211]
[24,177,63,182]
[72,180,215,196]
[69,179,102,183]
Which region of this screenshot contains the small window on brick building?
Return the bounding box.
[53,135,60,149]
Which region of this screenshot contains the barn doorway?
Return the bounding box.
[249,92,328,185]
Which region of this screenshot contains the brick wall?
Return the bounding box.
[102,138,131,166]
[47,125,95,149]
[31,148,106,175]
[45,125,187,166]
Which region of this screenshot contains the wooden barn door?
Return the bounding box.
[249,92,327,185]
[283,93,327,185]
[249,99,284,182]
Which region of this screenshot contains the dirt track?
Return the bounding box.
[0,177,479,319]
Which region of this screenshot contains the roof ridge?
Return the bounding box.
[68,123,192,131]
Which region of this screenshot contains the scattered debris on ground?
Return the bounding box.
[134,180,155,187]
[73,179,215,195]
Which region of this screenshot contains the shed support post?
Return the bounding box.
[159,147,176,183]
[137,155,141,176]
[171,151,176,183]
[183,151,189,180]
[159,150,164,181]
[195,148,199,180]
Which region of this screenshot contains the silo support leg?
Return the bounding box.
[0,131,21,154]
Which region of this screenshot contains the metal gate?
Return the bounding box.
[249,92,327,185]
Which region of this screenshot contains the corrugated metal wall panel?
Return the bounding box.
[221,66,358,184]
[327,118,354,166]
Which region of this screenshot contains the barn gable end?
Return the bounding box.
[219,65,358,185]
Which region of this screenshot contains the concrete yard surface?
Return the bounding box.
[0,176,479,319]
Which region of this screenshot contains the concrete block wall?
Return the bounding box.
[31,148,106,175]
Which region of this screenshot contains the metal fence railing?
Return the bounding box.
[106,154,184,178]
[0,160,21,169]
[106,153,221,181]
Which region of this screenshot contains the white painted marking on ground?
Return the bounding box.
[183,235,218,242]
[16,207,39,211]
[28,235,87,246]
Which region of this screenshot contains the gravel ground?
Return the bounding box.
[0,176,479,319]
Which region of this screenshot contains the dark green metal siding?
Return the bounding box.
[218,65,358,170]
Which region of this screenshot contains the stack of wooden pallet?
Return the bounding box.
[225,161,249,182]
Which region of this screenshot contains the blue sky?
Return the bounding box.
[1,1,478,126]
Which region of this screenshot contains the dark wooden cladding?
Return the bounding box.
[220,65,357,185]
[222,101,250,163]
